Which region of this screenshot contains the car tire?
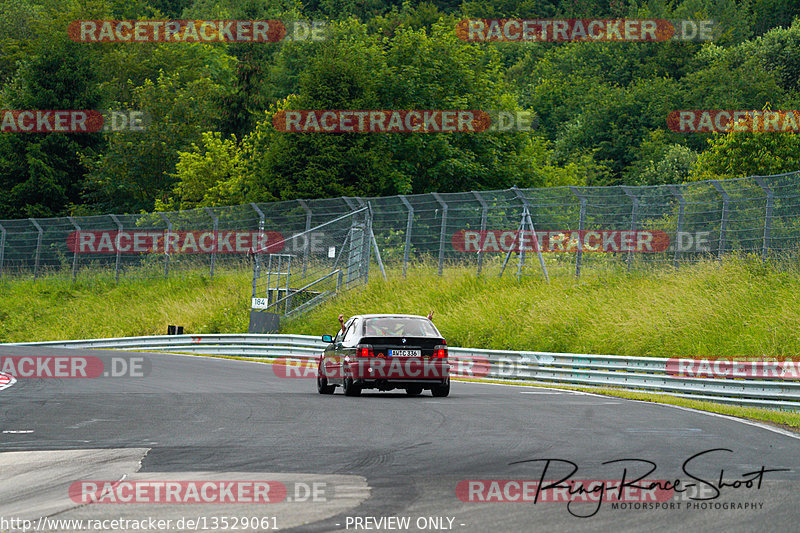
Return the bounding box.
[343,376,362,397]
[406,385,423,396]
[317,371,336,395]
[431,380,450,397]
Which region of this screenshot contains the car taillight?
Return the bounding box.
[357,344,374,358]
[434,345,448,358]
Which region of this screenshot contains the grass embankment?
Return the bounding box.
[1,257,798,359]
[289,257,800,360]
[0,269,252,342]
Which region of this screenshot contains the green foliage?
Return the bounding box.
[0,0,799,217]
[0,35,103,218]
[82,67,233,213]
[694,127,800,178]
[156,131,246,210]
[624,130,699,185]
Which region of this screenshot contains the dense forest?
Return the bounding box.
[1,0,800,219]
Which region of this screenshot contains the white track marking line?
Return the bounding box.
[0,372,16,391]
[453,379,800,441]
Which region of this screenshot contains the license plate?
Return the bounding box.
[389,349,421,357]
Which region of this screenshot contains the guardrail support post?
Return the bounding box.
[399,195,414,278]
[204,207,218,279]
[68,217,81,282]
[29,218,43,280]
[158,213,172,277]
[669,185,685,268]
[754,177,773,258]
[570,187,587,279]
[431,192,448,276]
[622,187,639,272]
[711,181,730,260]
[109,214,123,283]
[471,191,489,276]
[0,222,5,279]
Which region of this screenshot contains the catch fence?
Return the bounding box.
[0,171,798,284]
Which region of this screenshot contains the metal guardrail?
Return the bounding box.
[5,335,800,412]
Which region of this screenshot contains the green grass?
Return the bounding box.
[288,256,800,360]
[2,256,799,362]
[0,268,253,342]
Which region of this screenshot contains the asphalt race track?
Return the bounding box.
[1,345,799,532]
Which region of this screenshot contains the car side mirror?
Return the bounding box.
[322,334,333,343]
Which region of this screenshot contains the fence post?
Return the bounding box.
[159,213,172,277]
[365,208,374,283]
[367,202,387,280]
[342,196,358,210]
[399,195,414,278]
[29,218,43,280]
[512,188,549,282]
[431,192,448,276]
[471,191,489,276]
[204,207,218,279]
[250,203,265,298]
[297,199,312,275]
[68,217,81,282]
[570,187,586,279]
[0,222,5,279]
[754,177,773,258]
[711,181,729,259]
[621,187,639,272]
[109,214,123,283]
[669,185,685,268]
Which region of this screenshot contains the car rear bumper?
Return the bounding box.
[355,377,449,391]
[348,358,449,380]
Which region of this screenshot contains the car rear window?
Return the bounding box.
[363,317,441,337]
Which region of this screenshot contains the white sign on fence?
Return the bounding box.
[251,297,269,309]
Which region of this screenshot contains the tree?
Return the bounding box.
[552,77,682,185]
[743,19,800,93]
[693,114,800,179]
[82,67,233,213]
[155,131,246,211]
[0,36,102,218]
[624,130,699,185]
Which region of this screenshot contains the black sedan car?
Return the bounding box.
[317,314,449,397]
